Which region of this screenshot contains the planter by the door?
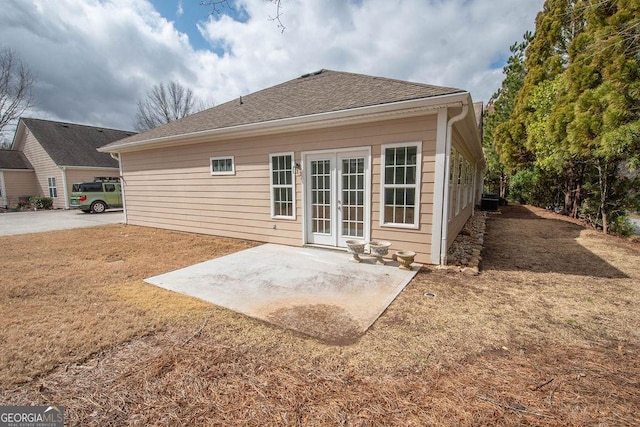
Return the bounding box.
[369,240,392,265]
[395,250,416,270]
[346,239,366,262]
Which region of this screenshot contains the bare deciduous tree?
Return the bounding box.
[134,81,204,131]
[201,0,285,32]
[0,48,35,142]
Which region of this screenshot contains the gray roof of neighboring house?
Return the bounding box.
[103,69,464,148]
[0,149,33,170]
[19,118,136,168]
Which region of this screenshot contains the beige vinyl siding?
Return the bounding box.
[446,128,476,249]
[1,170,38,207]
[121,114,439,263]
[64,169,119,187]
[20,129,65,208]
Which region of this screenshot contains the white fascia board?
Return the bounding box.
[10,120,27,151]
[99,92,469,154]
[57,165,119,170]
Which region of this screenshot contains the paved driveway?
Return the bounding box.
[0,209,123,236]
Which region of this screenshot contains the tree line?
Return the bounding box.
[0,44,205,141]
[484,0,639,235]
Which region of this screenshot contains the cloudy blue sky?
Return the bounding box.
[1,0,544,140]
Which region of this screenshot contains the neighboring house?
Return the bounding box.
[0,149,37,209]
[1,118,135,209]
[100,70,484,265]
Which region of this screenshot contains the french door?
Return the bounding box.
[305,149,370,247]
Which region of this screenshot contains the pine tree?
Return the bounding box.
[483,33,532,197]
[494,0,639,233]
[563,0,640,232]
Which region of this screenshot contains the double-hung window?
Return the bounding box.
[48,177,58,198]
[210,156,235,175]
[380,143,421,228]
[270,153,295,219]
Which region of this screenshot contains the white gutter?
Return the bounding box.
[98,92,469,153]
[57,165,119,171]
[60,166,69,209]
[439,101,469,265]
[0,171,7,209]
[110,152,127,224]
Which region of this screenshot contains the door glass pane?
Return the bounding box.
[311,160,331,234]
[341,157,364,238]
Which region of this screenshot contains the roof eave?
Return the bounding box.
[57,165,119,170]
[10,119,28,151]
[99,92,469,153]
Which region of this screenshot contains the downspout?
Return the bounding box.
[439,101,469,265]
[110,152,127,224]
[60,166,69,209]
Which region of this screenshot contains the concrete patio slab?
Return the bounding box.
[145,244,420,344]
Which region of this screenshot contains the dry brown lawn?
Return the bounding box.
[1,205,639,426]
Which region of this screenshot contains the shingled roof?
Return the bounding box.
[103,69,464,149]
[0,149,33,170]
[18,118,136,168]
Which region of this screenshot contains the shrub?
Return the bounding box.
[29,196,53,210]
[509,169,537,204]
[610,215,635,237]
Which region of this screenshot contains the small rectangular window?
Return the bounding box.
[270,153,295,219]
[48,177,58,198]
[210,156,235,176]
[380,143,421,228]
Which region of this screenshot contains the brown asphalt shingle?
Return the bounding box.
[103,69,464,148]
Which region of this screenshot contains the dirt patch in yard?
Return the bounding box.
[1,207,639,425]
[267,304,363,345]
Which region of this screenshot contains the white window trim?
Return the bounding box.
[379,142,422,229]
[47,176,58,198]
[210,156,235,176]
[455,153,463,215]
[466,160,472,206]
[269,152,296,220]
[462,159,468,208]
[469,162,476,205]
[448,148,457,220]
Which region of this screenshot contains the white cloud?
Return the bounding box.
[177,0,184,17]
[0,0,544,132]
[197,0,544,104]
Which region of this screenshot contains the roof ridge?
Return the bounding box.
[296,68,466,92]
[21,117,136,133]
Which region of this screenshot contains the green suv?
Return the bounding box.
[70,177,122,213]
